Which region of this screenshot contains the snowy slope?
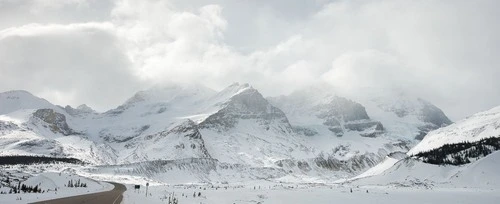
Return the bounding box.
[0,91,115,164]
[349,150,500,188]
[451,150,500,187]
[408,105,500,155]
[0,91,55,115]
[347,105,500,187]
[349,152,407,180]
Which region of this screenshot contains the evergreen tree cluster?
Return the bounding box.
[0,155,84,165]
[67,179,87,188]
[413,136,500,165]
[18,183,43,193]
[0,181,43,194]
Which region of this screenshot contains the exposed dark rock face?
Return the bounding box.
[313,152,382,173]
[32,109,75,136]
[168,120,202,140]
[167,120,211,158]
[376,97,451,140]
[418,99,452,133]
[292,126,318,136]
[314,153,382,173]
[200,88,292,132]
[0,121,19,134]
[122,120,212,161]
[314,96,384,137]
[315,96,370,122]
[388,151,409,160]
[415,125,439,140]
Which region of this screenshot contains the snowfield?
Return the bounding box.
[2,150,500,204]
[0,167,113,204]
[121,184,500,204]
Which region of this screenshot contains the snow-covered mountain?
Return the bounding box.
[409,105,500,155]
[347,105,500,188]
[407,105,500,165]
[0,90,115,164]
[344,88,451,140]
[0,90,55,115]
[0,83,453,181]
[270,85,451,141]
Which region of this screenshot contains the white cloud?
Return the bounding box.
[0,22,139,110]
[0,0,499,119]
[0,22,114,39]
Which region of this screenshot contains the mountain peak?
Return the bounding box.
[76,104,94,112]
[64,104,97,116]
[228,82,250,87]
[0,90,55,115]
[123,84,215,106]
[211,83,254,102]
[225,82,252,92]
[1,90,35,96]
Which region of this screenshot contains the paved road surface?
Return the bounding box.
[31,182,126,204]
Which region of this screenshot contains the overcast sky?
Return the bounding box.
[0,0,499,120]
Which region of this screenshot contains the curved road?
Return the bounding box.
[31,182,126,204]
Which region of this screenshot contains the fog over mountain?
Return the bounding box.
[1,0,499,121]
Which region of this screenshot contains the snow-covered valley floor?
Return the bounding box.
[2,151,500,204]
[1,166,499,204]
[122,184,500,204]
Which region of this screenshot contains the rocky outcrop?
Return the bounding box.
[313,152,382,173]
[64,104,97,117]
[121,120,212,162]
[315,96,384,137]
[200,87,292,133]
[166,120,211,158]
[315,96,370,122]
[31,109,75,136]
[0,120,19,135]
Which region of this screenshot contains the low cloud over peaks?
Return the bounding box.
[1,0,499,120]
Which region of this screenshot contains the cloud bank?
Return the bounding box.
[0,0,499,120]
